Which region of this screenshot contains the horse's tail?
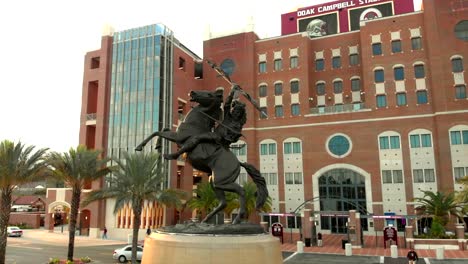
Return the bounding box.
[240,162,268,211]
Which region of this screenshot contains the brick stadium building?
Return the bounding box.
[45,0,467,240]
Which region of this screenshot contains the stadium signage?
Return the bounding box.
[297,0,386,17]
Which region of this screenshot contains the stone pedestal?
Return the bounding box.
[141,231,282,264]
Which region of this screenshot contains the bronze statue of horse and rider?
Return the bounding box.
[135,84,268,225]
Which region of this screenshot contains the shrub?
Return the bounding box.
[65,260,73,264]
[80,256,92,263]
[48,258,59,264]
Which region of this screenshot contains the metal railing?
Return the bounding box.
[86,113,97,121]
[310,103,366,115]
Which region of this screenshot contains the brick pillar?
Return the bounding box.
[301,209,312,247]
[46,213,54,232]
[348,210,362,247]
[456,224,466,250]
[405,226,414,249]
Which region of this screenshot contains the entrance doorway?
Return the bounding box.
[318,168,368,233]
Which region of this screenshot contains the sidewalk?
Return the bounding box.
[22,228,126,247]
[280,234,468,259]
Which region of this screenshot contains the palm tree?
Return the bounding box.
[414,190,464,230]
[455,175,468,214]
[82,151,184,264]
[188,181,272,222]
[187,181,218,220]
[0,140,48,264]
[47,145,111,262]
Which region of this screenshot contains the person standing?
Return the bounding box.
[407,248,419,264]
[102,226,108,239]
[317,232,323,247]
[146,227,151,236]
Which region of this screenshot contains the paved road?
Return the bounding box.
[284,253,382,264]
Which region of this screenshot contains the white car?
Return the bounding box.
[7,226,23,237]
[112,245,143,263]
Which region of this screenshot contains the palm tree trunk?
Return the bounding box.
[131,202,143,264]
[0,188,12,264]
[67,186,81,261]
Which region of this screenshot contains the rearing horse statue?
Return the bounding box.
[135,88,268,224]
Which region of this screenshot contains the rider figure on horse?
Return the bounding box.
[164,84,246,160]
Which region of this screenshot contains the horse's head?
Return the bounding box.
[189,88,224,108]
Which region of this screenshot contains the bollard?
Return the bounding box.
[390,245,398,258]
[345,243,352,256]
[436,247,444,260]
[297,241,304,253]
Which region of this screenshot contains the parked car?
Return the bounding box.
[7,226,23,237]
[112,245,143,263]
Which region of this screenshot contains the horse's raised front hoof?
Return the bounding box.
[135,146,143,151]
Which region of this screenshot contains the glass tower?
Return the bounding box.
[107,24,174,161]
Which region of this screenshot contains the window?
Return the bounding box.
[421,134,432,147]
[327,135,351,157]
[454,167,467,181]
[332,56,341,68]
[275,105,283,117]
[454,20,468,41]
[91,57,100,69]
[410,134,421,148]
[379,136,389,149]
[452,58,464,73]
[394,67,405,80]
[379,136,400,149]
[424,169,435,182]
[291,81,299,93]
[413,169,424,183]
[294,172,303,184]
[455,85,466,99]
[259,62,266,73]
[414,64,425,78]
[382,170,392,183]
[287,215,302,229]
[259,107,267,119]
[376,95,387,108]
[396,93,407,106]
[375,69,384,83]
[274,59,282,71]
[293,142,301,153]
[351,78,360,91]
[416,90,428,104]
[390,136,400,149]
[266,173,278,185]
[372,43,382,55]
[290,56,298,68]
[274,83,282,95]
[231,144,246,156]
[349,54,359,65]
[260,143,276,155]
[284,142,292,154]
[316,59,324,71]
[285,173,294,184]
[291,104,300,116]
[259,85,267,97]
[391,40,402,53]
[393,170,403,183]
[411,37,422,50]
[333,81,343,93]
[450,130,468,145]
[316,83,325,95]
[178,57,186,70]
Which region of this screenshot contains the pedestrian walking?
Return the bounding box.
[146,227,151,236]
[102,226,108,239]
[407,248,419,264]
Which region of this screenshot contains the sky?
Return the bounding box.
[0,0,422,153]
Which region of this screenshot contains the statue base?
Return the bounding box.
[141,224,282,264]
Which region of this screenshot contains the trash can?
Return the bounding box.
[342,239,349,249]
[304,238,311,247]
